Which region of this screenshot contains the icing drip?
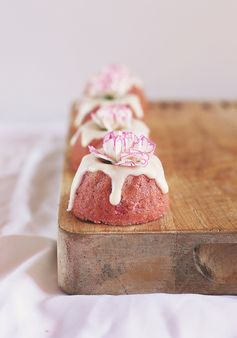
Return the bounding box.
[70,119,149,147]
[75,94,144,126]
[67,153,169,210]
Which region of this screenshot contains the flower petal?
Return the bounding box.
[88,146,115,164]
[135,135,156,154]
[117,150,149,167]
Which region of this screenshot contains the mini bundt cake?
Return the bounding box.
[68,131,169,226]
[74,64,147,127]
[70,104,149,170]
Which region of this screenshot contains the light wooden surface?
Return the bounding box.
[59,101,237,234]
[58,101,237,295]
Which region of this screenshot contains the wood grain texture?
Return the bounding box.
[57,101,237,294]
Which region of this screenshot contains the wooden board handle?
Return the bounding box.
[193,243,237,284]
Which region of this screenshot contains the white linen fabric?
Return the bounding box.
[0,125,236,338]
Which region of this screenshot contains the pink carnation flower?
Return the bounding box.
[92,104,132,131]
[89,131,155,167]
[87,64,141,98]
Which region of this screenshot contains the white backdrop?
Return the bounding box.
[0,0,237,123]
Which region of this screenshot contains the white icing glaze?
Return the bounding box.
[67,153,169,211]
[75,94,144,126]
[70,119,149,148]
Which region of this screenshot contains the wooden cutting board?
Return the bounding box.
[58,101,237,295]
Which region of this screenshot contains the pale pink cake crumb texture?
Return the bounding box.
[72,171,169,226]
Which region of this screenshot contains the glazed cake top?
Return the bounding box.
[71,105,149,147]
[68,131,169,210]
[75,94,144,126]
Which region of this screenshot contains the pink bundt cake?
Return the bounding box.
[70,104,149,171]
[68,131,169,226]
[74,64,147,127]
[84,64,147,110]
[71,172,168,226]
